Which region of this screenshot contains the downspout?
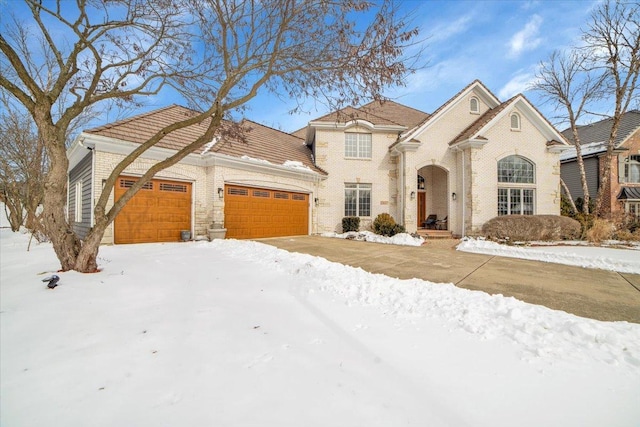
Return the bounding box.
[400,150,405,225]
[90,146,96,228]
[461,149,466,238]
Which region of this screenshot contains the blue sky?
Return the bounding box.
[4,0,599,133]
[245,0,598,132]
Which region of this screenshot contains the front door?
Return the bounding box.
[417,192,426,227]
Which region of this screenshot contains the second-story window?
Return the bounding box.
[345,133,372,159]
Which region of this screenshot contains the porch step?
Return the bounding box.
[416,229,454,239]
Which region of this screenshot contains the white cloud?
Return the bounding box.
[507,14,543,58]
[428,14,472,43]
[498,72,537,99]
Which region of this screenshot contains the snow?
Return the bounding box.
[240,155,313,172]
[457,237,640,274]
[322,230,425,246]
[200,136,220,154]
[2,230,640,426]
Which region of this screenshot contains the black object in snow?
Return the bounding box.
[42,275,60,289]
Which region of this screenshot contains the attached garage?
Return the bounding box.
[114,176,192,244]
[224,185,309,239]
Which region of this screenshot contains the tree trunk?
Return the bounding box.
[40,124,81,271]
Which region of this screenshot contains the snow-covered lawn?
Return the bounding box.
[1,229,639,426]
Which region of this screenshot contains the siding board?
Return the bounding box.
[68,151,93,239]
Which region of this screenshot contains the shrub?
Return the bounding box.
[585,218,614,243]
[342,216,360,233]
[373,213,405,237]
[481,215,581,242]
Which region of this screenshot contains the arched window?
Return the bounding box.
[497,155,535,215]
[510,113,521,130]
[470,97,479,113]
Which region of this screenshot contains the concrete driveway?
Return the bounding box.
[258,236,640,324]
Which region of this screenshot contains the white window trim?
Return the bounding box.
[510,112,521,131]
[344,183,372,217]
[344,133,372,159]
[470,97,480,114]
[74,180,83,223]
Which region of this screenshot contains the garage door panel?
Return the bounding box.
[225,185,308,239]
[114,176,191,244]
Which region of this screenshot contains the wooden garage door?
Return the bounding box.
[114,177,192,244]
[224,185,308,239]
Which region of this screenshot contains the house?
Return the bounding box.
[560,111,640,217]
[67,106,326,244]
[296,79,568,236]
[67,80,568,244]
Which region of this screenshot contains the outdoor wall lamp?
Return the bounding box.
[452,192,457,201]
[218,187,224,199]
[314,197,319,206]
[410,191,416,200]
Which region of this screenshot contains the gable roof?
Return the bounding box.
[561,110,640,147]
[86,105,324,174]
[397,80,502,145]
[449,93,569,147]
[450,95,518,145]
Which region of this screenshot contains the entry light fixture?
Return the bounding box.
[452,192,457,201]
[218,187,224,199]
[410,191,416,200]
[314,197,319,206]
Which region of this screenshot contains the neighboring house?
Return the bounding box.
[67,80,568,244]
[560,111,640,217]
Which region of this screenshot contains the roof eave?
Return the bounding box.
[201,152,326,180]
[450,138,488,150]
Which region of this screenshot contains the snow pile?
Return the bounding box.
[210,239,640,368]
[200,136,220,154]
[322,230,424,246]
[282,160,312,171]
[458,237,640,274]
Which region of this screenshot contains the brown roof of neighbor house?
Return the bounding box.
[449,95,518,145]
[86,105,325,174]
[561,110,640,147]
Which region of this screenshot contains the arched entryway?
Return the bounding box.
[417,165,449,230]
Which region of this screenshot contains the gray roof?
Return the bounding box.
[561,110,640,147]
[617,186,640,200]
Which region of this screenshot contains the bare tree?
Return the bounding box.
[533,50,606,215]
[585,0,640,216]
[0,103,45,232]
[0,0,419,272]
[533,0,639,217]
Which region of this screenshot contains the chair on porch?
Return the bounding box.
[435,216,448,230]
[422,214,437,229]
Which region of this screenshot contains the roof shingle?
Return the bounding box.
[561,110,640,147]
[86,105,324,174]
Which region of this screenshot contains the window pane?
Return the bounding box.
[344,188,357,216]
[359,188,371,216]
[345,134,358,157]
[510,188,522,214]
[498,188,508,216]
[628,163,640,183]
[498,156,534,183]
[358,134,372,158]
[523,189,534,215]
